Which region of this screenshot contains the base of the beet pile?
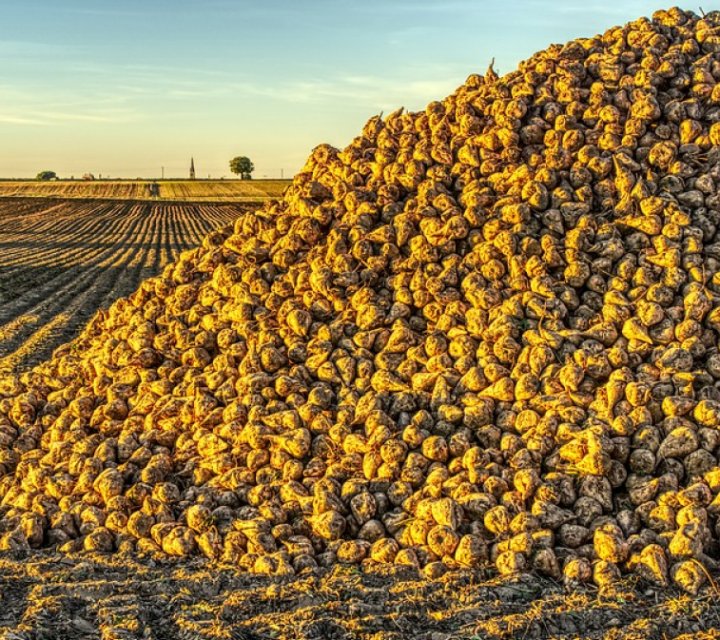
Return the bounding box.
[0,550,718,640]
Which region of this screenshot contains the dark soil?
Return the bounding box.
[0,551,718,639]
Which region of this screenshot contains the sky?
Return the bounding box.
[0,0,705,179]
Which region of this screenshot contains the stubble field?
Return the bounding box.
[0,180,290,202]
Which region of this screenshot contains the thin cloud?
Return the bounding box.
[0,111,141,126]
[261,76,457,108]
[190,65,466,109]
[33,110,140,124]
[0,114,46,125]
[0,87,142,127]
[45,61,466,112]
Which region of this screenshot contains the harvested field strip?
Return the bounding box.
[0,198,248,372]
[0,180,290,202]
[158,179,289,200]
[0,181,145,199]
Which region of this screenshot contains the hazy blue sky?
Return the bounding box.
[0,0,690,178]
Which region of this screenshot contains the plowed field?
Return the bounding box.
[0,198,248,373]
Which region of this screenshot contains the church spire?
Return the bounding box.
[190,157,196,180]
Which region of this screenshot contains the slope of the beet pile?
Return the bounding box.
[2,6,720,594]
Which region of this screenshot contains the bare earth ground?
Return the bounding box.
[0,551,719,640]
[2,195,720,639]
[0,197,249,372]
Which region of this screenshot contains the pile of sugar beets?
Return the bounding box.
[4,6,720,594]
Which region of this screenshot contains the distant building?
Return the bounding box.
[190,157,196,180]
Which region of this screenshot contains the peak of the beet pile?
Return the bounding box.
[3,7,720,593]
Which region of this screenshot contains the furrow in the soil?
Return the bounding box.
[0,576,29,635]
[211,203,245,228]
[6,203,215,370]
[0,200,73,233]
[0,205,148,355]
[4,200,85,226]
[4,200,128,259]
[201,204,225,227]
[199,205,222,228]
[3,205,157,369]
[95,202,158,311]
[188,206,218,247]
[157,206,174,265]
[162,205,180,266]
[0,199,258,373]
[164,206,181,255]
[0,201,124,276]
[0,199,114,242]
[214,205,239,226]
[176,205,195,248]
[0,201,126,282]
[148,204,166,275]
[0,202,146,327]
[180,206,203,248]
[173,206,193,253]
[173,205,193,253]
[203,204,234,228]
[0,210,93,263]
[184,205,213,248]
[3,264,131,370]
[193,209,215,243]
[135,203,162,284]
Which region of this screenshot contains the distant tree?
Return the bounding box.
[82,173,95,181]
[36,170,57,181]
[229,156,254,180]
